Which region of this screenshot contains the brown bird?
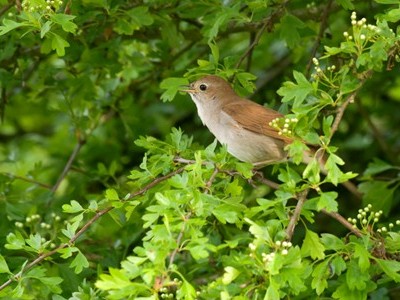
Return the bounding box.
[183,75,295,166]
[183,74,361,198]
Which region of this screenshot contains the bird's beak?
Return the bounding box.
[180,85,195,93]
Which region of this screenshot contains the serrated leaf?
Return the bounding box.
[278,71,314,108]
[312,260,329,295]
[375,258,400,282]
[0,19,26,35]
[62,200,84,213]
[317,191,338,212]
[213,204,239,224]
[51,33,70,56]
[50,14,77,33]
[160,77,189,102]
[301,229,325,260]
[279,14,305,48]
[70,251,89,274]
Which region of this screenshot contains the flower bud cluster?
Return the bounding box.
[311,57,337,81]
[21,0,63,13]
[347,204,400,234]
[269,117,298,136]
[343,12,381,43]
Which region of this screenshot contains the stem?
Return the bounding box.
[286,189,309,240]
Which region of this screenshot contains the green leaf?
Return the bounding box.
[160,77,189,102]
[5,232,25,250]
[354,243,370,272]
[0,255,11,274]
[213,204,239,224]
[331,255,347,275]
[50,33,70,56]
[279,14,305,48]
[0,19,26,35]
[208,41,219,65]
[286,140,309,165]
[301,229,325,260]
[222,266,240,285]
[26,233,43,251]
[317,191,338,212]
[70,251,89,274]
[375,258,400,282]
[384,8,400,22]
[58,246,79,259]
[50,14,78,33]
[332,282,368,300]
[336,0,355,9]
[278,71,314,108]
[320,233,345,250]
[363,158,393,177]
[358,181,394,214]
[105,188,119,201]
[40,21,52,38]
[311,260,329,295]
[62,200,84,213]
[346,260,368,290]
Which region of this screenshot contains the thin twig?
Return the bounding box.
[286,189,310,240]
[168,212,192,269]
[0,167,187,291]
[127,167,186,199]
[235,0,289,69]
[51,138,86,194]
[306,0,334,77]
[1,172,52,189]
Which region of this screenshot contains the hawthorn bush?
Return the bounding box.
[1,0,400,299]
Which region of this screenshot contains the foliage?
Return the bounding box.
[1,0,400,299]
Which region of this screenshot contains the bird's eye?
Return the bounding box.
[199,84,207,91]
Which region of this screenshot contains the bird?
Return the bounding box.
[182,74,296,166]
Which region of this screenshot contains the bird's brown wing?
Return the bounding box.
[222,99,292,144]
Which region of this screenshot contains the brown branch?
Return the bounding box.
[286,189,310,240]
[305,0,334,77]
[321,209,362,237]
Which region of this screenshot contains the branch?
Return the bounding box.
[321,209,362,237]
[127,167,186,199]
[0,167,187,291]
[51,138,86,194]
[286,189,309,240]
